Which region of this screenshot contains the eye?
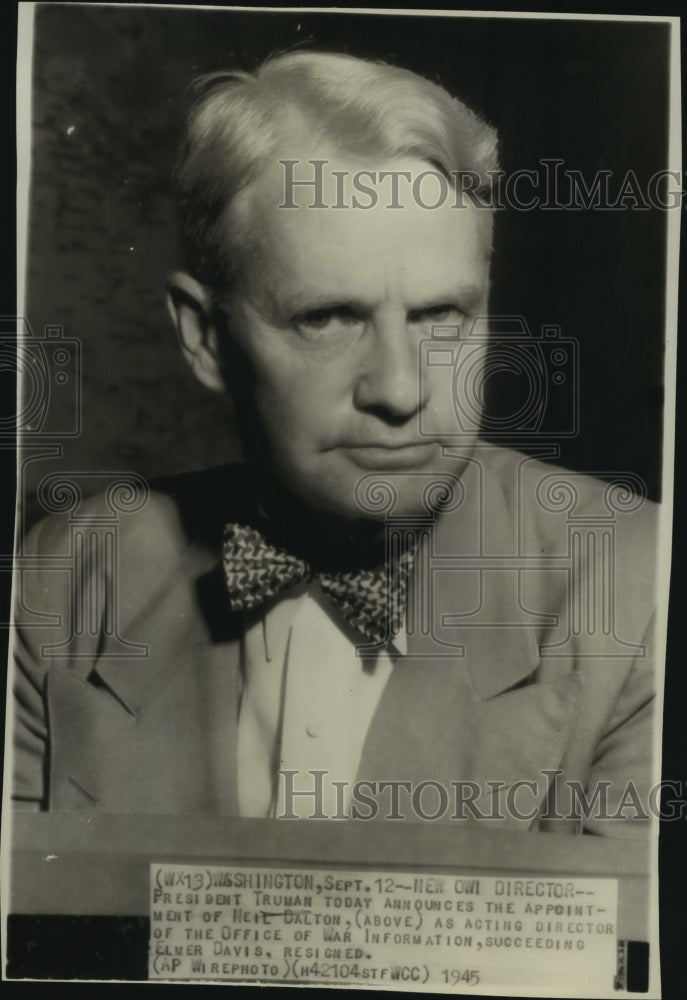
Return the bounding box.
[294,305,363,336]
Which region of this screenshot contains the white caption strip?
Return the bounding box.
[149,864,618,993]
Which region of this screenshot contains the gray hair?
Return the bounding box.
[174,50,499,292]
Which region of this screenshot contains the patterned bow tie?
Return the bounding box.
[222,523,417,646]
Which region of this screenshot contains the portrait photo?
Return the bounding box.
[3,4,680,996]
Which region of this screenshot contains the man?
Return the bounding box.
[11,52,657,833]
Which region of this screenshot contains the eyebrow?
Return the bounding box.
[406,283,485,314]
[285,282,486,318]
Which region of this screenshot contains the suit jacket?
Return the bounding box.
[12,444,658,835]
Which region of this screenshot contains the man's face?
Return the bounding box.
[219,156,491,521]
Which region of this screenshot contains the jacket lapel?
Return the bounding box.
[357,657,580,827]
[48,558,243,815]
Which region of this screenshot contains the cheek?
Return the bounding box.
[247,363,332,455]
[251,348,353,435]
[430,344,487,400]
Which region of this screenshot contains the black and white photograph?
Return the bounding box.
[2,3,680,996]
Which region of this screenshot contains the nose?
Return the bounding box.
[353,314,427,422]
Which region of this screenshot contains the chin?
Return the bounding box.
[310,475,459,524]
[275,446,475,524]
[349,457,473,522]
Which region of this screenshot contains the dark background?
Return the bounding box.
[21,4,670,514]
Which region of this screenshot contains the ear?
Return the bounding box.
[166,271,226,393]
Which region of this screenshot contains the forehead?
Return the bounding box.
[233,155,492,306]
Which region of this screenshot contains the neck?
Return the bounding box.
[251,468,388,571]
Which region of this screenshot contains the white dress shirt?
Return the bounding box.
[237,581,405,818]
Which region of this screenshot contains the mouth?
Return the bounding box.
[341,441,438,470]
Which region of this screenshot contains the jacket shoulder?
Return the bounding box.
[21,463,254,567]
[483,444,659,538]
[483,444,657,510]
[15,464,253,658]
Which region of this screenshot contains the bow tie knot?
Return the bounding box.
[222,523,416,647]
